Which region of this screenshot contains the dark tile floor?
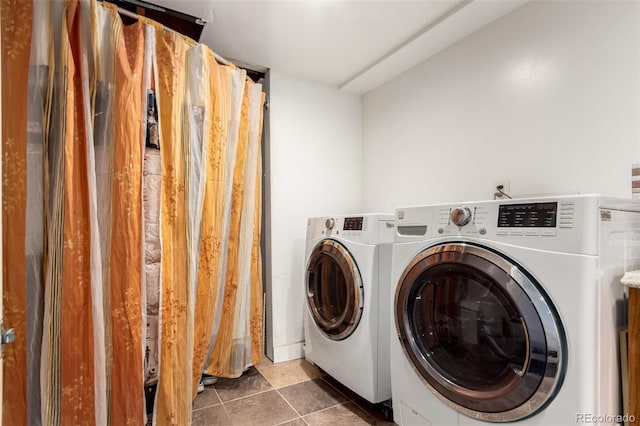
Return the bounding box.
[192,357,396,425]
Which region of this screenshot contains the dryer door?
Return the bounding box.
[306,239,364,341]
[395,243,565,422]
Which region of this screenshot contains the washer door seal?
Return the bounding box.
[395,242,565,422]
[306,239,364,341]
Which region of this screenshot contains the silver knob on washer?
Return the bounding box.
[325,218,335,230]
[451,207,472,227]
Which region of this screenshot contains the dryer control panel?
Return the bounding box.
[306,214,394,246]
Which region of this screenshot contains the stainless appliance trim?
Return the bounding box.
[306,239,364,341]
[394,242,565,422]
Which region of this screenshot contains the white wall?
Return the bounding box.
[269,71,363,361]
[362,0,640,212]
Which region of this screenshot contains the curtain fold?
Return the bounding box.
[185,43,207,404]
[2,1,266,424]
[190,47,228,399]
[90,3,118,424]
[58,1,98,422]
[154,26,191,425]
[230,80,264,375]
[205,80,250,377]
[204,67,246,376]
[250,89,266,366]
[110,14,145,426]
[1,0,33,424]
[25,1,50,425]
[206,77,265,378]
[40,1,66,423]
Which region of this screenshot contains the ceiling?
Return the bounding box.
[149,0,528,94]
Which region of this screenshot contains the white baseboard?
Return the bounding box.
[272,342,304,363]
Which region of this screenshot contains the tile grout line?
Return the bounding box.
[257,362,327,425]
[214,386,236,426]
[217,386,275,404]
[264,375,324,391]
[217,385,299,425]
[219,402,233,425]
[213,385,222,406]
[257,360,322,385]
[273,384,309,425]
[192,402,222,413]
[316,376,379,423]
[257,361,332,424]
[197,363,378,425]
[274,377,352,423]
[302,400,377,421]
[214,367,307,426]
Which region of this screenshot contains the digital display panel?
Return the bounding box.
[498,202,557,228]
[343,216,364,231]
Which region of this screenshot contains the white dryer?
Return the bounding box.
[304,214,394,403]
[390,195,640,425]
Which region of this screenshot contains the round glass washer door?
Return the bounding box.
[306,239,364,341]
[395,243,565,422]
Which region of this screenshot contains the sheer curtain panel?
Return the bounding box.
[0,1,266,425]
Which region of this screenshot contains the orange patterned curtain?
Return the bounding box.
[153,26,191,425]
[1,1,266,425]
[1,0,32,423]
[110,13,145,426]
[189,47,228,399]
[204,76,265,378]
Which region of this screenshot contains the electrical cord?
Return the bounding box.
[494,185,512,199]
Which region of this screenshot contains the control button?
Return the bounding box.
[451,207,472,227]
[525,231,539,236]
[496,230,509,236]
[479,227,487,235]
[560,204,575,210]
[510,231,524,236]
[541,230,557,236]
[559,214,574,220]
[325,218,335,230]
[559,223,573,228]
[438,227,444,234]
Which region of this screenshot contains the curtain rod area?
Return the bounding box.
[107,3,231,66]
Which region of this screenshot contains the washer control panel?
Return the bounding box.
[451,207,472,227]
[433,201,576,238]
[343,216,365,231]
[436,205,491,237]
[395,195,609,254]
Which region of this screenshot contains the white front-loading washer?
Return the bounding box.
[304,214,394,403]
[390,195,640,425]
